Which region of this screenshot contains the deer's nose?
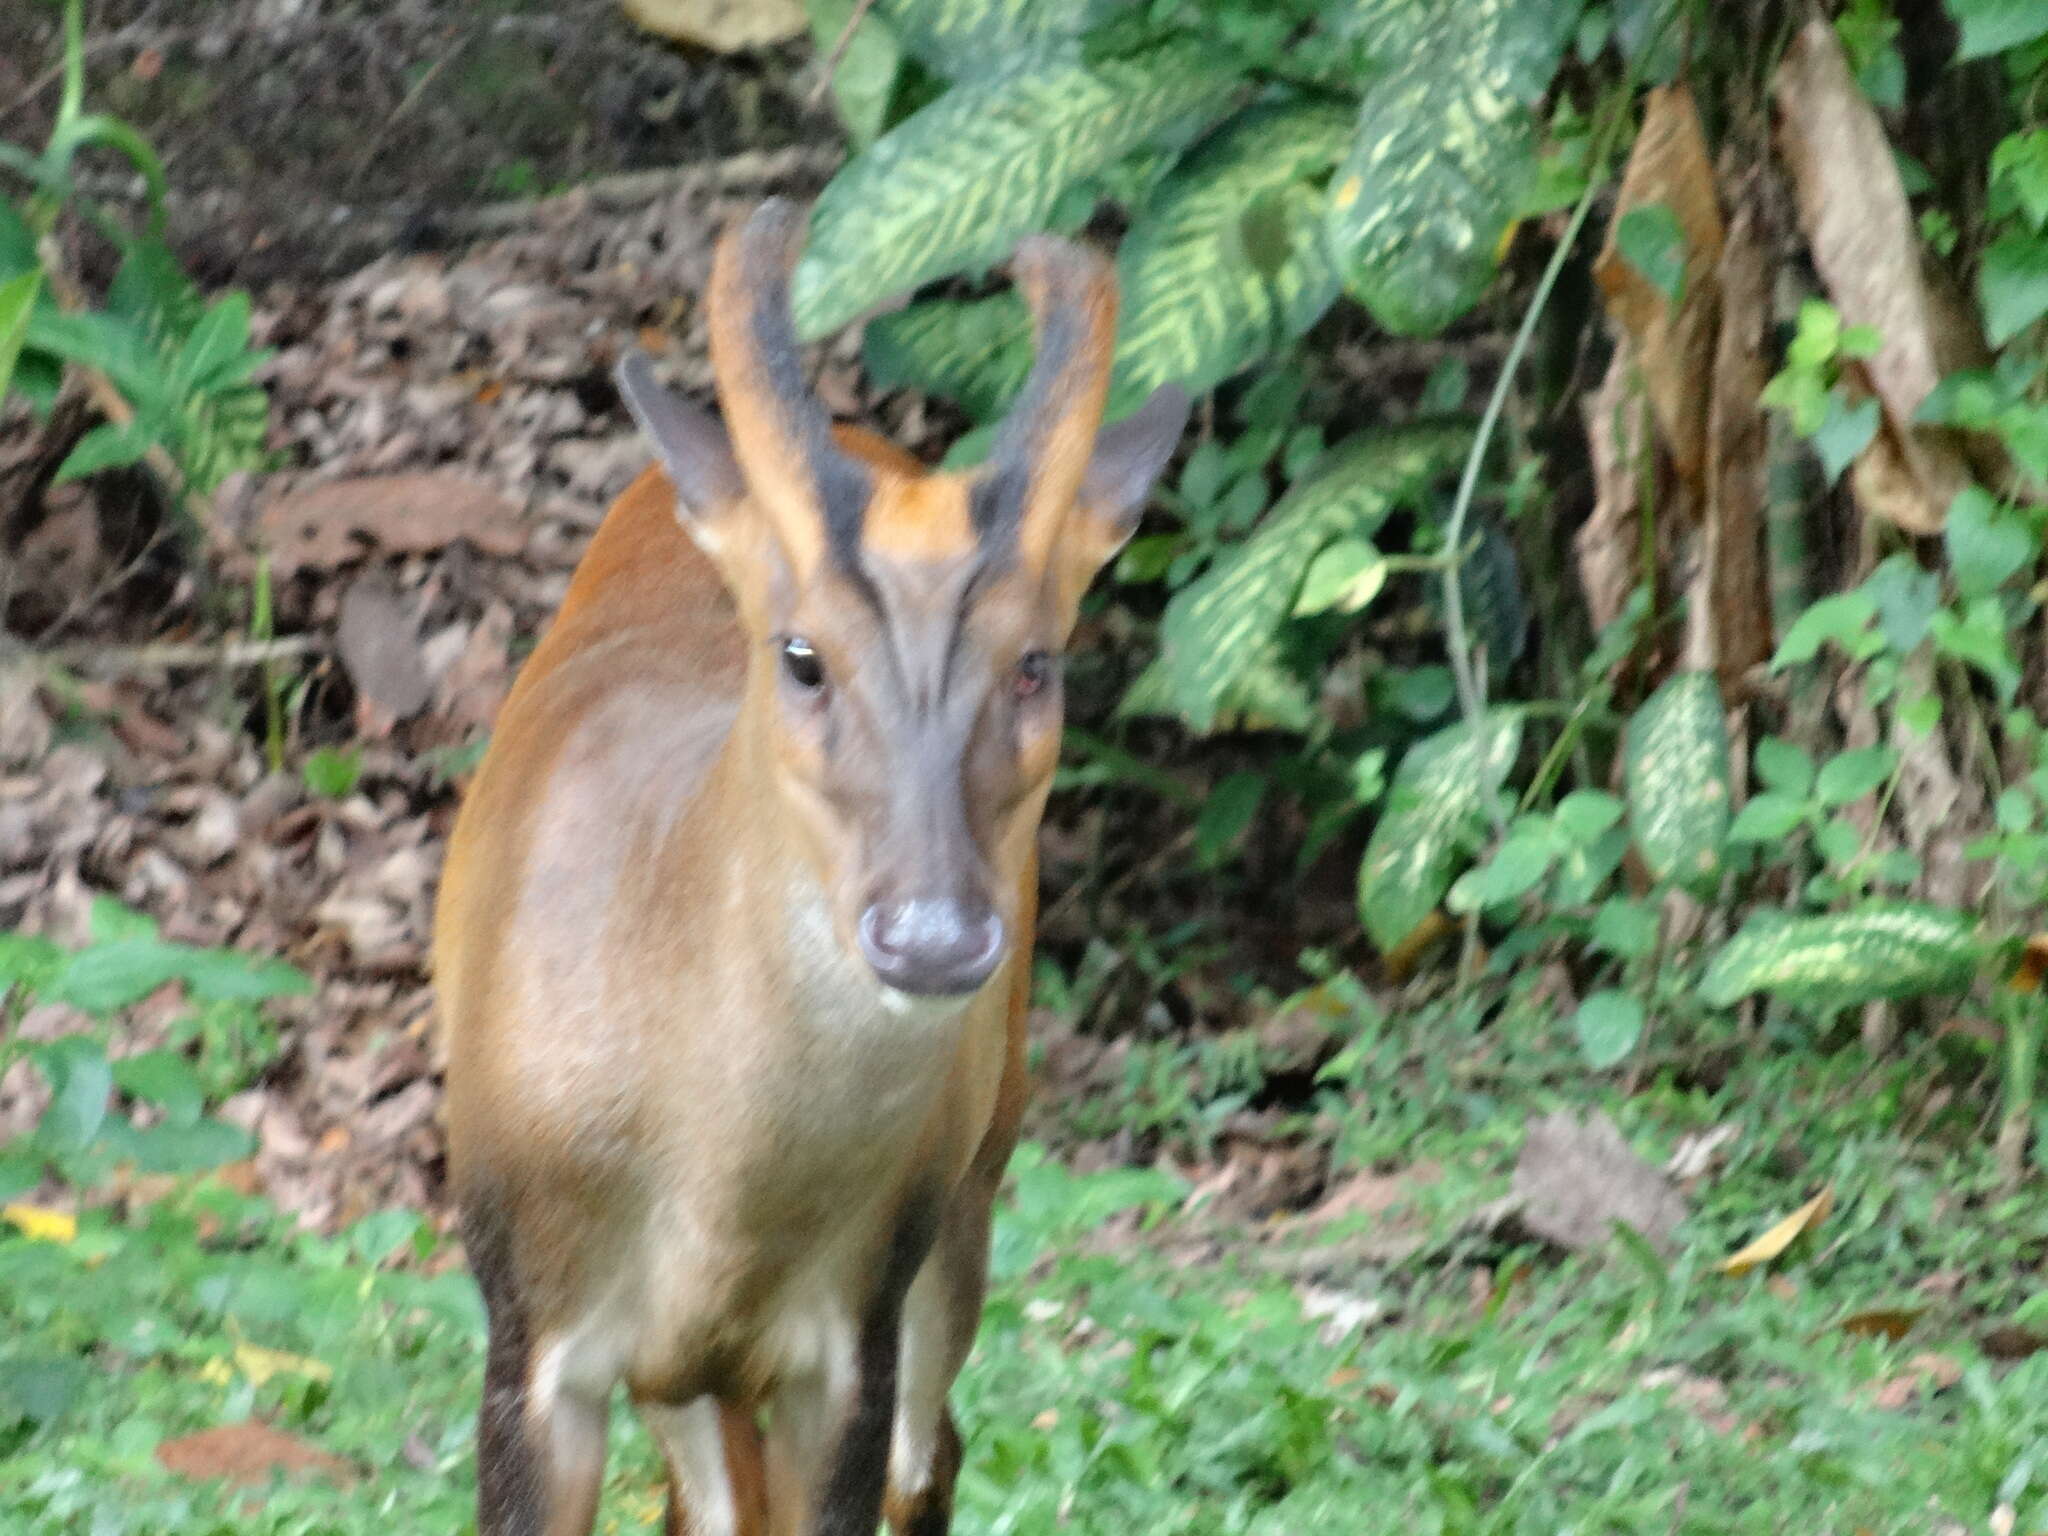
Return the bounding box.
[857,897,1005,997]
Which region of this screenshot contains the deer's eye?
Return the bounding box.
[781,636,826,691]
[1014,650,1055,699]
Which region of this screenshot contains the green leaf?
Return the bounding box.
[52,418,156,484]
[1726,791,1809,844]
[127,1116,254,1174]
[1615,203,1686,302]
[1447,828,1554,912]
[1358,708,1523,952]
[1754,737,1816,798]
[1815,745,1897,808]
[1572,991,1645,1069]
[1624,671,1731,890]
[1700,905,1983,1010]
[33,1036,112,1153]
[172,291,255,391]
[1772,590,1877,669]
[1948,0,2048,61]
[303,745,365,800]
[0,269,40,403]
[174,947,313,1004]
[1812,393,1879,484]
[112,1050,204,1127]
[1553,790,1624,844]
[1946,485,2036,598]
[862,293,1032,422]
[872,0,1112,77]
[1931,597,2022,701]
[1111,102,1353,400]
[1194,771,1266,868]
[1590,898,1659,960]
[1157,424,1471,729]
[1981,232,2048,346]
[1327,0,1575,335]
[792,42,1233,337]
[808,0,902,144]
[46,939,184,1014]
[1291,538,1387,616]
[1862,552,1941,653]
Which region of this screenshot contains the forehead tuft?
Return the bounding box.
[858,473,982,566]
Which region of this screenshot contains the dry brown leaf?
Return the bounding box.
[259,473,526,575]
[1577,338,1650,634]
[336,570,434,733]
[1773,21,1973,534]
[1303,1160,1443,1228]
[1870,1351,1962,1410]
[621,0,806,50]
[1593,84,1725,489]
[1721,1185,1832,1276]
[1835,1306,1924,1341]
[156,1421,354,1489]
[1686,194,1773,686]
[1510,1110,1687,1254]
[1980,1324,2048,1361]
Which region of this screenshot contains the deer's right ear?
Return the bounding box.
[615,350,745,534]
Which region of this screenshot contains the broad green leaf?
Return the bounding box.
[1112,102,1353,400]
[1291,538,1387,616]
[1947,0,2048,61]
[173,947,313,1004]
[33,1037,112,1153]
[1980,232,2048,346]
[1157,423,1471,729]
[0,269,40,403]
[863,293,1030,421]
[1326,0,1578,335]
[1358,708,1523,952]
[1772,590,1877,668]
[1624,672,1730,889]
[126,1117,255,1174]
[1862,552,1941,652]
[46,938,185,1014]
[1946,484,2035,598]
[1194,772,1267,867]
[1590,897,1659,960]
[1754,737,1816,798]
[1931,597,2022,701]
[1573,990,1645,1068]
[111,1050,204,1127]
[792,43,1232,337]
[807,0,903,144]
[1700,905,1983,1010]
[1615,203,1686,302]
[1815,745,1897,808]
[1116,643,1317,735]
[1726,791,1808,843]
[1447,828,1553,912]
[1553,790,1624,844]
[1812,393,1879,483]
[871,0,1112,77]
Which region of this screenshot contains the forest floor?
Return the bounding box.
[1,4,2042,1532]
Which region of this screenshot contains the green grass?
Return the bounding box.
[3,985,2044,1531]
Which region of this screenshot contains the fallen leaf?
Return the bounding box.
[258,473,525,575]
[2,1203,76,1243]
[336,569,434,732]
[1593,84,1726,490]
[1510,1110,1687,1254]
[1980,1323,2048,1360]
[1773,21,1973,534]
[232,1342,334,1388]
[1303,1160,1444,1227]
[1664,1123,1739,1184]
[1836,1306,1924,1341]
[1869,1351,1962,1410]
[2010,934,2048,993]
[156,1421,354,1489]
[1720,1185,1833,1277]
[620,0,806,50]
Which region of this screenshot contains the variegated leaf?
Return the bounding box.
[792,43,1233,338]
[863,292,1032,422]
[1157,423,1472,730]
[1112,102,1354,400]
[1359,709,1525,953]
[871,0,1113,77]
[1624,670,1731,889]
[1327,0,1580,335]
[1701,906,1983,1010]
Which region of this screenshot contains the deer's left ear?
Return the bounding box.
[1073,383,1190,560]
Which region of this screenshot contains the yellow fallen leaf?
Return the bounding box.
[1722,1186,1833,1277]
[3,1203,77,1244]
[233,1343,334,1388]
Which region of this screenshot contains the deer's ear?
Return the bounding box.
[1076,384,1190,554]
[615,350,745,533]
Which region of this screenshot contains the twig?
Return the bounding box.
[808,0,879,106]
[36,633,323,671]
[1439,97,1633,839]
